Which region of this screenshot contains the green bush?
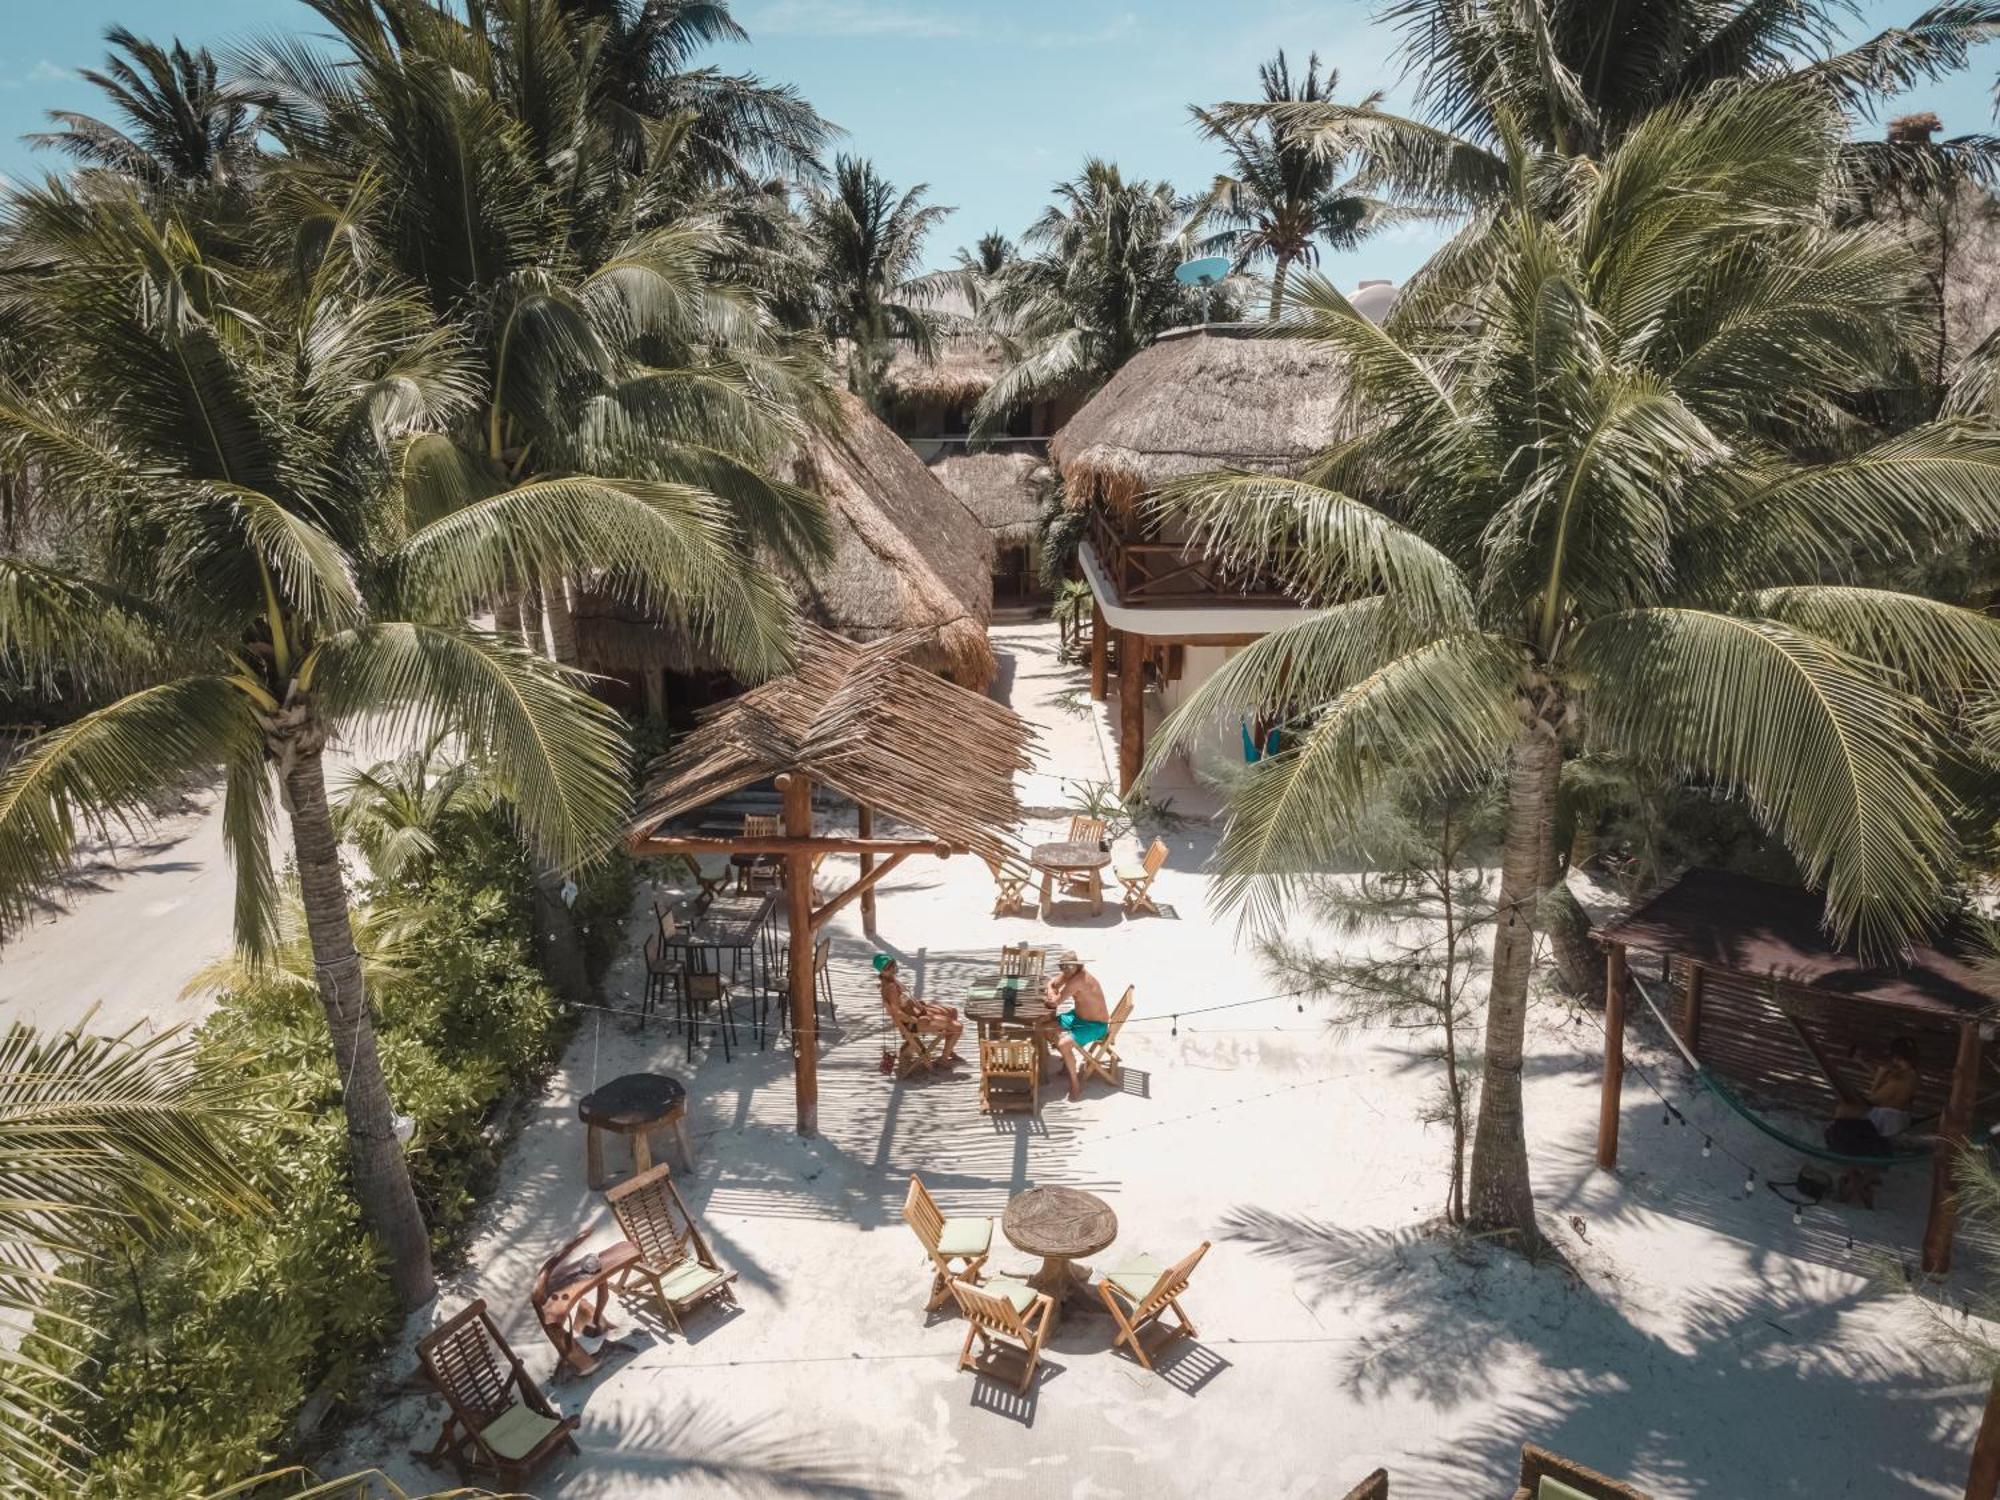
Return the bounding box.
[39,824,572,1496]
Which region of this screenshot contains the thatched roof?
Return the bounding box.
[1050,322,1351,511]
[788,390,996,689]
[881,335,1007,404]
[572,591,725,675]
[628,625,1035,863]
[929,450,1052,539]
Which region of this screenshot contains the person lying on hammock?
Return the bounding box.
[1825,1036,1919,1205]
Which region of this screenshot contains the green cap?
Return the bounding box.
[872,952,894,973]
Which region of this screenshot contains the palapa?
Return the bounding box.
[930,449,1053,543]
[880,334,1008,405]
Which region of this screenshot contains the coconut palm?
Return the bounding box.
[1192,51,1404,318]
[1150,85,2000,1247]
[0,181,792,1310]
[332,736,502,887]
[0,1022,256,1490]
[970,159,1217,436]
[805,155,956,400]
[28,27,262,195]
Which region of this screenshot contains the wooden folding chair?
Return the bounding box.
[998,943,1045,981]
[1510,1445,1652,1500]
[413,1299,579,1486]
[1061,816,1107,897]
[1113,837,1169,915]
[884,997,949,1078]
[985,857,1032,917]
[737,813,782,894]
[1340,1473,1391,1500]
[1076,986,1134,1089]
[606,1164,739,1336]
[979,1037,1040,1115]
[1096,1240,1210,1370]
[1065,814,1106,845]
[949,1277,1054,1394]
[902,1175,992,1311]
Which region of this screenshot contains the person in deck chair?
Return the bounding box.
[874,954,964,1065]
[1042,952,1110,1102]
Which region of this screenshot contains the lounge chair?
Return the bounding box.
[605,1165,739,1336]
[412,1299,579,1486]
[949,1276,1054,1393]
[979,1037,1039,1115]
[903,1175,991,1311]
[1113,837,1168,915]
[1075,986,1133,1089]
[985,857,1032,917]
[1509,1446,1652,1500]
[1339,1473,1391,1500]
[1096,1240,1210,1370]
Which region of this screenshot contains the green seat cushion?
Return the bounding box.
[984,1276,1040,1314]
[1538,1480,1595,1500]
[655,1257,728,1303]
[482,1399,563,1462]
[1107,1252,1165,1303]
[937,1216,993,1258]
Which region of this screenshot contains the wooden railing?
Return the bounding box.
[1088,508,1294,608]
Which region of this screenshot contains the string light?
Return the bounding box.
[1701,1136,1712,1158]
[1744,1170,1756,1194]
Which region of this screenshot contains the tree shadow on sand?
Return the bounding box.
[549,1398,900,1497]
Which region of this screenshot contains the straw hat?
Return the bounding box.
[1055,951,1086,969]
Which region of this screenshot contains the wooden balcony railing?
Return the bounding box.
[1087,508,1295,608]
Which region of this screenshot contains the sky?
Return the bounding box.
[0,0,1994,286]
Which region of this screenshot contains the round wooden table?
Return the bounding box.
[1003,1185,1117,1327]
[1030,840,1112,917]
[578,1073,693,1189]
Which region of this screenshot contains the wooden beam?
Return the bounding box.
[1679,962,1705,1057]
[811,851,909,932]
[1118,628,1145,795]
[1089,601,1107,702]
[779,773,819,1138]
[1778,1007,1860,1107]
[1923,1018,1982,1275]
[1596,943,1627,1169]
[857,803,877,934]
[629,834,955,858]
[1964,1372,2000,1500]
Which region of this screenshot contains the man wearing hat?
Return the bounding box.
[1043,952,1110,1101]
[874,953,964,1066]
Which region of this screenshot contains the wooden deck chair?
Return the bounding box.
[985,857,1031,917]
[1113,838,1169,915]
[1096,1240,1210,1370]
[1076,986,1134,1089]
[903,1175,992,1311]
[1509,1445,1652,1500]
[949,1277,1054,1393]
[883,995,949,1078]
[606,1165,739,1336]
[1339,1473,1391,1500]
[413,1299,579,1486]
[979,1037,1039,1114]
[998,943,1045,980]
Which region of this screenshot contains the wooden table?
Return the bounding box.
[1030,841,1111,917]
[1003,1185,1117,1328]
[535,1238,644,1379]
[661,892,777,994]
[578,1073,693,1189]
[964,975,1046,1039]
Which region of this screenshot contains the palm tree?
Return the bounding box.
[332,736,502,887]
[805,155,955,401]
[1149,84,2000,1248]
[970,159,1214,436]
[27,27,262,195]
[1192,51,1403,318]
[0,184,783,1310]
[0,1022,256,1490]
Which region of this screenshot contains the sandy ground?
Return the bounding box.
[293,620,1987,1497]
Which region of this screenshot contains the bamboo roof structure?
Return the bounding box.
[628,626,1036,863]
[1050,322,1354,513]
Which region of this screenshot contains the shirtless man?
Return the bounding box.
[1043,952,1110,1101]
[874,954,964,1065]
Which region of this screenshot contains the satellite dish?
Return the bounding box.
[1175,256,1230,288]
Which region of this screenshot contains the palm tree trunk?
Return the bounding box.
[1268,256,1292,321]
[1465,719,1560,1249]
[1544,846,1605,1008]
[281,722,436,1311]
[517,583,543,651]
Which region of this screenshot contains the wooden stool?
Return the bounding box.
[579,1073,694,1190]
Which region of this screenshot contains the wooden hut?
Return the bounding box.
[1594,868,2000,1273]
[928,449,1056,609]
[1050,316,1368,792]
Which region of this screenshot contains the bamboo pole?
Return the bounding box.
[1118,629,1145,794]
[1680,962,1705,1056]
[780,773,818,1137]
[1923,1019,1982,1274]
[1596,943,1627,1170]
[858,803,876,934]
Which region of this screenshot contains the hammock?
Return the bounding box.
[1628,973,1932,1170]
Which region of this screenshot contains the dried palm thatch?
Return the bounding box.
[572,590,727,675]
[1051,323,1349,513]
[628,625,1036,863]
[930,450,1053,540]
[789,390,996,689]
[881,335,1007,404]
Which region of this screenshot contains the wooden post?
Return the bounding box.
[1679,962,1705,1057]
[1089,601,1108,701]
[1923,1018,1982,1274]
[642,667,666,721]
[1964,1371,2000,1500]
[779,772,818,1137]
[1117,628,1145,795]
[857,803,876,935]
[1596,943,1628,1169]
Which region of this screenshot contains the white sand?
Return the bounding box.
[305,621,1989,1497]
